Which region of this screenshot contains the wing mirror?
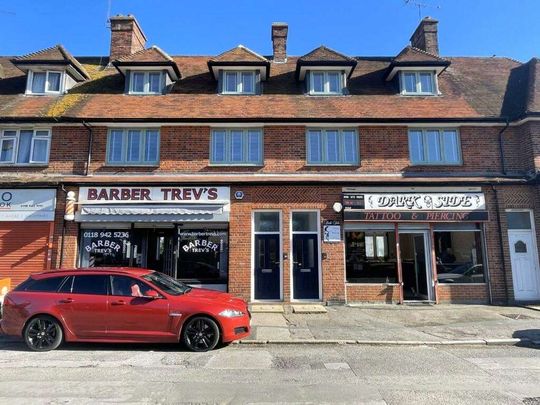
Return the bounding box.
[145,289,161,299]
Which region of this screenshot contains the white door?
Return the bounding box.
[509,230,540,301]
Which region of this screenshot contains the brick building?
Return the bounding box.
[0,15,539,304]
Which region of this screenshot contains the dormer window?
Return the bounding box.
[222,71,256,94]
[129,71,164,94]
[27,70,63,95]
[309,71,344,95]
[400,71,436,95]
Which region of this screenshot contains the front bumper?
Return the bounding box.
[220,313,251,342]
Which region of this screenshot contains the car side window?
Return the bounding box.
[71,275,109,295]
[110,275,152,297]
[58,276,74,293]
[16,276,66,292]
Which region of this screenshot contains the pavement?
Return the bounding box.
[243,304,540,346]
[1,303,540,347]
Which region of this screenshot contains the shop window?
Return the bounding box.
[79,229,142,268]
[177,230,228,283]
[434,226,485,283]
[106,129,160,165]
[345,231,398,283]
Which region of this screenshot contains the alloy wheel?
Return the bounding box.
[183,317,220,352]
[24,316,63,352]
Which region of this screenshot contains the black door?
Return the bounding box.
[254,234,280,300]
[292,234,319,300]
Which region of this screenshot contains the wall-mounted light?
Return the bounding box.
[332,202,343,213]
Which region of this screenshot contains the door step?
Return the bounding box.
[250,304,285,313]
[403,300,436,306]
[291,304,327,314]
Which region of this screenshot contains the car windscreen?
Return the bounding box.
[142,272,190,296]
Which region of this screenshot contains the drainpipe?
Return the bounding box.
[498,118,510,176]
[83,121,93,176]
[491,184,510,304]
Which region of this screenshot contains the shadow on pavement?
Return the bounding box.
[513,329,540,349]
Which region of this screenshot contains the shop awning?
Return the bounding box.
[75,204,228,222]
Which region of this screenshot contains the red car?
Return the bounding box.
[0,268,250,352]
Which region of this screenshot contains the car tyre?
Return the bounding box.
[182,316,220,352]
[24,315,63,352]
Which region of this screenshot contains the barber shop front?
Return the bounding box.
[74,186,230,291]
[343,187,490,304]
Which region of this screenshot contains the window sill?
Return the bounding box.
[208,163,263,167]
[104,163,160,168]
[219,93,258,96]
[400,93,439,97]
[438,283,487,286]
[409,163,463,167]
[346,282,400,286]
[307,93,346,97]
[0,163,49,167]
[126,93,163,96]
[305,163,359,167]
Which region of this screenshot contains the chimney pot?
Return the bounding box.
[109,14,147,62]
[272,22,288,63]
[410,17,439,56]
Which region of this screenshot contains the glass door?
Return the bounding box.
[399,231,434,301]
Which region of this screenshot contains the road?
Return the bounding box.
[1,341,540,404]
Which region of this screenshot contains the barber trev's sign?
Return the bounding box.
[79,187,230,204]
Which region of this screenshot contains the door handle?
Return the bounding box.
[111,300,126,306]
[58,298,73,304]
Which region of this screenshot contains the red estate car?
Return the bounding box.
[0,268,251,352]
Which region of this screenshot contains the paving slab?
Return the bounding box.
[291,304,327,314]
[250,305,284,313]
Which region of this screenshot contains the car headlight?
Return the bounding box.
[219,309,245,318]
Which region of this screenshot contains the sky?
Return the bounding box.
[0,0,539,61]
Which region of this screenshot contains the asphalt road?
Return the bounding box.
[1,341,540,404]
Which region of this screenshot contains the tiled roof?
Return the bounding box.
[115,46,174,63]
[0,53,532,121]
[298,46,356,63]
[12,45,90,81]
[393,46,449,64]
[209,45,268,63]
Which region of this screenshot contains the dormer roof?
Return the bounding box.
[207,45,270,80]
[385,46,450,80]
[112,45,181,81]
[295,45,357,80]
[11,44,90,81]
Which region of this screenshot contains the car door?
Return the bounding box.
[56,275,109,339]
[107,275,175,341]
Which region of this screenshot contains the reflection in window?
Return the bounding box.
[435,229,485,283]
[345,231,397,283]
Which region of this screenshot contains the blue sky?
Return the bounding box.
[0,0,539,61]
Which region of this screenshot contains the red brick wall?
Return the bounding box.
[346,284,401,303]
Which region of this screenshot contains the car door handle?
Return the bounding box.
[111,300,126,306]
[58,298,73,304]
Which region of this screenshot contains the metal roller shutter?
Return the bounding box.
[0,222,52,288]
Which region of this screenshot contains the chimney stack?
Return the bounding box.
[410,17,439,56]
[271,22,288,63]
[109,15,147,61]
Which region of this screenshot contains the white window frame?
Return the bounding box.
[408,128,462,166]
[26,70,64,95]
[308,71,344,95]
[221,71,256,95]
[106,128,160,166]
[129,71,163,95]
[210,128,263,165]
[306,128,359,166]
[399,71,438,96]
[0,128,51,165]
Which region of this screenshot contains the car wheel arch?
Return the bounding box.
[178,313,223,343]
[22,313,67,341]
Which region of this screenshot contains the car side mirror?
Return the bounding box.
[145,289,161,299]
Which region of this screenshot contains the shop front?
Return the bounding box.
[0,188,56,301]
[74,186,230,291]
[342,187,489,304]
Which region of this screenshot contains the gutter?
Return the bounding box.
[82,121,93,176]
